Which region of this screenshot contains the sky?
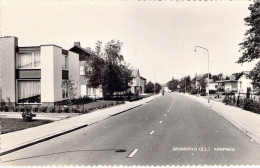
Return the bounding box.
[1,0,258,84]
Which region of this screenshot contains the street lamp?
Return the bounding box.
[154,67,162,98]
[194,46,210,103]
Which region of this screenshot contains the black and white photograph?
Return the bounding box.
[0,0,260,166]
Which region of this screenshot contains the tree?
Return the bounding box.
[249,61,260,93]
[198,77,207,91]
[179,76,191,93]
[61,75,78,104]
[167,78,179,91]
[145,81,154,93]
[238,1,260,92]
[87,40,132,99]
[238,1,260,64]
[154,83,162,93]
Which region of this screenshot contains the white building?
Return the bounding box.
[237,71,253,94]
[0,36,80,105]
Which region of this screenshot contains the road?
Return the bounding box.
[1,93,260,166]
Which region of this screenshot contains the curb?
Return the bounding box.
[0,97,156,156]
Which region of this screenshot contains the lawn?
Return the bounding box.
[0,118,52,134]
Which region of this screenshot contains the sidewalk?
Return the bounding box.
[0,95,160,156]
[182,93,260,144]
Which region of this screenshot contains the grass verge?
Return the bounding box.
[0,118,52,134]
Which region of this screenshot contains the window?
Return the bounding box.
[62,80,68,99]
[62,55,68,70]
[81,85,86,97]
[80,66,85,75]
[17,80,41,103]
[17,52,41,68]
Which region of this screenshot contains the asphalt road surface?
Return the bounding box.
[1,93,260,166]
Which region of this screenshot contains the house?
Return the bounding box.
[140,76,147,94]
[0,36,80,105]
[195,75,218,93]
[216,75,238,93]
[69,42,103,99]
[207,79,218,91]
[130,69,146,94]
[236,71,253,94]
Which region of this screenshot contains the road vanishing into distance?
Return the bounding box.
[1,93,260,166]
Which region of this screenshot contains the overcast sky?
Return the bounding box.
[1,0,258,84]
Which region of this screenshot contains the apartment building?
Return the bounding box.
[0,36,80,105]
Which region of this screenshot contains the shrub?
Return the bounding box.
[13,106,19,112]
[3,105,9,112]
[209,90,216,94]
[39,106,47,112]
[222,96,232,105]
[33,106,39,112]
[48,106,55,113]
[20,106,26,112]
[22,111,36,122]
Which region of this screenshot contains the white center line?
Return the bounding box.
[159,121,162,124]
[128,149,139,158]
[150,131,155,135]
[164,114,167,117]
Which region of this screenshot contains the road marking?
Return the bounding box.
[128,149,139,158]
[164,114,167,117]
[150,131,155,135]
[159,121,162,124]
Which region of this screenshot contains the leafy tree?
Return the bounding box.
[86,40,132,99]
[179,76,191,93]
[238,1,260,64]
[225,76,230,80]
[238,1,260,92]
[249,61,260,93]
[154,83,162,93]
[212,73,223,82]
[145,81,154,93]
[61,75,78,104]
[198,77,207,91]
[167,78,179,91]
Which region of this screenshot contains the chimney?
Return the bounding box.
[86,47,91,51]
[74,42,80,47]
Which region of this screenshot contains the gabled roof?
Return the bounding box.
[140,76,146,80]
[69,42,94,61]
[236,71,250,80]
[131,69,139,78]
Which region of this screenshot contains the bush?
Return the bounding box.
[39,106,48,112]
[48,106,56,113]
[222,96,232,105]
[22,111,36,122]
[242,99,260,114]
[33,106,39,112]
[13,106,19,112]
[209,90,216,94]
[3,105,9,112]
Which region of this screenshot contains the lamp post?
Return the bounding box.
[194,46,210,103]
[154,67,162,99]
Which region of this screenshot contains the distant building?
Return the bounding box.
[70,42,103,99]
[216,75,238,93]
[130,69,146,94]
[0,36,80,105]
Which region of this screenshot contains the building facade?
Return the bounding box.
[130,69,146,95]
[70,42,103,99]
[0,36,80,105]
[237,71,253,94]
